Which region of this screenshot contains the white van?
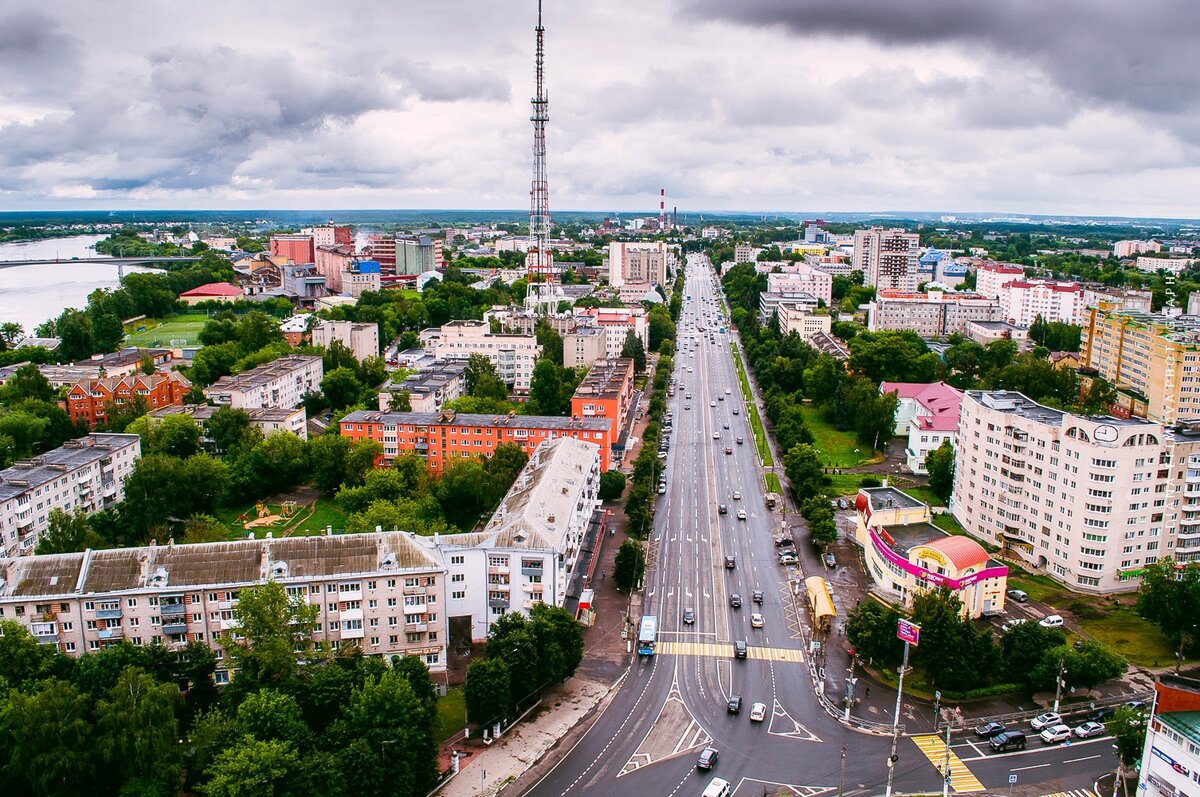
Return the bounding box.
[702,777,732,797]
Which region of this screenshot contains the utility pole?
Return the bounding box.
[883,639,911,797]
[1052,656,1067,714]
[844,652,857,722]
[941,722,952,797]
[837,744,847,797]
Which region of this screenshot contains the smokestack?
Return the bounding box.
[659,188,665,229]
[673,206,677,229]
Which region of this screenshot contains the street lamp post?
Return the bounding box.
[883,639,911,797]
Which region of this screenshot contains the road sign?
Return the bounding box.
[1008,774,1017,784]
[897,618,921,646]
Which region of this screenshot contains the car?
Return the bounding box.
[718,504,729,515]
[1039,615,1064,628]
[725,447,733,455]
[749,702,767,722]
[1125,700,1147,712]
[657,483,666,494]
[702,776,732,797]
[727,695,742,713]
[685,405,692,411]
[1075,721,1106,738]
[732,407,740,415]
[1007,589,1029,603]
[778,552,798,565]
[1001,619,1028,633]
[686,394,692,400]
[697,746,719,770]
[989,731,1027,752]
[1031,712,1062,730]
[737,509,747,520]
[974,721,1006,738]
[1040,724,1072,744]
[837,499,848,510]
[710,400,716,407]
[732,491,742,500]
[733,640,747,659]
[718,395,724,401]
[1087,707,1116,723]
[775,535,794,547]
[725,388,732,394]
[823,553,837,568]
[722,423,730,429]
[736,437,743,444]
[725,555,736,569]
[752,589,764,604]
[712,431,720,439]
[657,450,667,459]
[730,593,742,608]
[683,608,695,625]
[750,613,765,628]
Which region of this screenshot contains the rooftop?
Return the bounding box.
[860,486,925,511]
[385,360,469,396]
[179,282,242,298]
[967,390,1155,429]
[73,347,171,369]
[0,434,140,503]
[572,358,634,400]
[1158,711,1200,747]
[149,404,302,424]
[205,355,322,394]
[341,409,611,433]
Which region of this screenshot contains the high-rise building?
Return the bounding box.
[606,241,667,287]
[396,236,441,276]
[998,280,1084,326]
[853,227,920,292]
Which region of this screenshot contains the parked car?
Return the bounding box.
[1125,700,1147,712]
[730,593,742,608]
[733,640,747,659]
[1001,619,1028,633]
[1039,615,1064,628]
[1007,589,1029,603]
[752,589,764,604]
[989,731,1027,752]
[837,499,848,510]
[1074,721,1106,739]
[657,483,666,494]
[1031,712,1062,730]
[774,535,794,547]
[750,613,765,628]
[749,702,767,722]
[727,695,742,713]
[823,553,837,568]
[1040,724,1072,745]
[778,552,798,565]
[1086,707,1116,723]
[696,746,719,770]
[974,722,1006,738]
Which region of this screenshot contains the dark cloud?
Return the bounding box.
[0,9,82,99]
[679,0,1200,116]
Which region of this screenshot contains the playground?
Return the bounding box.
[216,487,350,540]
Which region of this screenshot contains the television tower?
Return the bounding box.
[525,0,560,310]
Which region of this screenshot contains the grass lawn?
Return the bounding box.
[729,343,773,466]
[125,313,209,347]
[289,500,350,536]
[1077,603,1177,668]
[435,687,467,743]
[213,498,349,538]
[764,472,782,493]
[797,404,877,469]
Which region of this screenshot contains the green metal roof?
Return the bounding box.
[1160,711,1200,746]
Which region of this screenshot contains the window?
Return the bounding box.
[452,591,465,600]
[451,574,465,582]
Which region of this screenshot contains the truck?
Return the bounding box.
[637,615,658,656]
[764,492,780,509]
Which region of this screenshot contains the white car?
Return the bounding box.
[710,400,716,407]
[1031,712,1062,730]
[1075,721,1106,739]
[749,702,767,722]
[750,613,764,628]
[1039,615,1064,628]
[713,431,720,439]
[1040,724,1072,744]
[737,509,747,520]
[732,491,742,500]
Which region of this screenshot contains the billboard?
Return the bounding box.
[896,618,921,646]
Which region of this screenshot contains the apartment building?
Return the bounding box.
[867,289,1002,336]
[1081,308,1200,423]
[950,391,1200,593]
[573,307,649,360]
[776,303,833,344]
[733,243,755,264]
[417,437,601,641]
[1113,239,1162,258]
[1137,256,1195,275]
[880,381,963,474]
[311,319,380,362]
[74,347,174,378]
[854,227,920,292]
[0,531,448,672]
[1082,286,1153,314]
[607,241,667,287]
[1137,675,1200,797]
[570,358,635,460]
[203,355,324,410]
[804,253,854,277]
[999,280,1084,326]
[562,326,608,368]
[974,262,1025,299]
[0,434,140,558]
[148,404,308,440]
[65,372,191,428]
[377,361,469,413]
[339,409,612,472]
[765,265,833,306]
[432,320,540,392]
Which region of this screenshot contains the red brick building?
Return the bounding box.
[339,409,613,472]
[66,372,192,428]
[269,234,315,265]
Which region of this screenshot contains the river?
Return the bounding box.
[0,234,162,336]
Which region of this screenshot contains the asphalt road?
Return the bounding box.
[519,255,1112,797]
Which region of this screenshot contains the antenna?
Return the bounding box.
[525,0,557,311]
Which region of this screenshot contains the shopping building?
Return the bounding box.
[0,434,141,558]
[1137,675,1200,797]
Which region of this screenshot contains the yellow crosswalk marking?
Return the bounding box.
[654,641,804,662]
[1038,792,1097,797]
[910,735,985,793]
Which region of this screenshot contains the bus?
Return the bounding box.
[637,615,658,656]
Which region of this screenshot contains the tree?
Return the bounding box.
[464,354,508,400]
[847,331,937,384]
[926,441,955,504]
[909,587,996,690]
[530,603,585,684]
[534,319,563,365]
[200,738,324,797]
[388,390,413,412]
[2,363,53,402]
[95,666,182,795]
[236,689,313,749]
[0,620,69,690]
[1137,559,1200,665]
[845,600,903,666]
[321,366,365,411]
[221,581,320,689]
[621,330,646,374]
[784,443,824,502]
[2,679,97,797]
[802,498,838,548]
[647,306,676,352]
[851,380,898,451]
[183,514,232,544]
[999,622,1067,684]
[1109,707,1147,769]
[308,434,353,495]
[528,359,565,415]
[206,406,255,454]
[598,470,627,500]
[35,508,103,555]
[613,539,645,592]
[464,657,511,728]
[154,413,203,458]
[0,321,23,346]
[92,312,125,353]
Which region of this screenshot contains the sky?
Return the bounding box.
[0,0,1196,217]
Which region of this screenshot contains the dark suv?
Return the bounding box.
[724,555,736,569]
[730,593,742,608]
[733,640,747,659]
[989,731,1027,752]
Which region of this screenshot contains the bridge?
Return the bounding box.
[0,256,201,269]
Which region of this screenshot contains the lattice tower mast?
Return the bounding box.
[526,0,552,293]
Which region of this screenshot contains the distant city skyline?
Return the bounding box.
[0,1,1196,217]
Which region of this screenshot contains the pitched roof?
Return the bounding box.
[179,282,242,298]
[922,535,989,570]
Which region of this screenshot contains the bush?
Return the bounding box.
[937,683,1024,701]
[859,476,881,488]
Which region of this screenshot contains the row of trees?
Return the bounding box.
[0,580,444,797]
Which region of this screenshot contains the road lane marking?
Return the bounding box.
[910,734,986,792]
[653,641,805,662]
[1012,762,1051,771]
[1062,755,1100,764]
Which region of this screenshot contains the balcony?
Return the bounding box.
[520,566,544,577]
[339,625,365,640]
[488,598,510,609]
[339,608,364,621]
[487,582,510,592]
[95,608,122,621]
[402,586,426,596]
[522,583,544,594]
[487,565,509,576]
[162,621,188,635]
[160,603,186,618]
[405,622,429,633]
[403,605,425,616]
[97,628,124,640]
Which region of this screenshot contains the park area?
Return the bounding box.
[124,314,209,347]
[211,489,350,541]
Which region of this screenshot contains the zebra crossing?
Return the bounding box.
[1038,791,1097,797]
[909,734,985,793]
[653,641,805,662]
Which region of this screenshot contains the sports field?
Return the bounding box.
[124,314,208,347]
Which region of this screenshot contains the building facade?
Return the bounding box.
[974,262,1025,299]
[269,234,315,265]
[880,381,963,474]
[0,531,447,672]
[1137,675,1200,797]
[570,358,635,459]
[765,266,833,307]
[311,320,380,362]
[204,355,324,410]
[149,404,309,440]
[854,227,920,292]
[314,244,356,293]
[396,236,441,276]
[65,372,191,428]
[868,290,1003,336]
[776,304,833,343]
[377,361,469,413]
[0,434,141,558]
[998,280,1084,326]
[607,241,667,287]
[432,320,540,391]
[573,307,649,360]
[562,326,608,368]
[339,409,612,472]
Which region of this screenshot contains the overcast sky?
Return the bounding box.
[0,0,1196,217]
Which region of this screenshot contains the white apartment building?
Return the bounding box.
[562,326,608,368]
[951,391,1200,593]
[574,307,649,359]
[420,437,601,642]
[148,404,309,440]
[432,320,541,391]
[1137,256,1196,275]
[734,243,755,264]
[776,303,832,343]
[377,361,469,413]
[312,319,380,362]
[974,262,1025,299]
[607,241,667,287]
[0,531,448,672]
[998,280,1085,326]
[765,265,833,306]
[868,290,1002,336]
[0,434,141,559]
[1082,286,1153,313]
[854,227,920,292]
[204,355,324,410]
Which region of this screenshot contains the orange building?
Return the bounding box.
[269,234,315,264]
[66,372,192,428]
[339,409,612,472]
[570,358,635,460]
